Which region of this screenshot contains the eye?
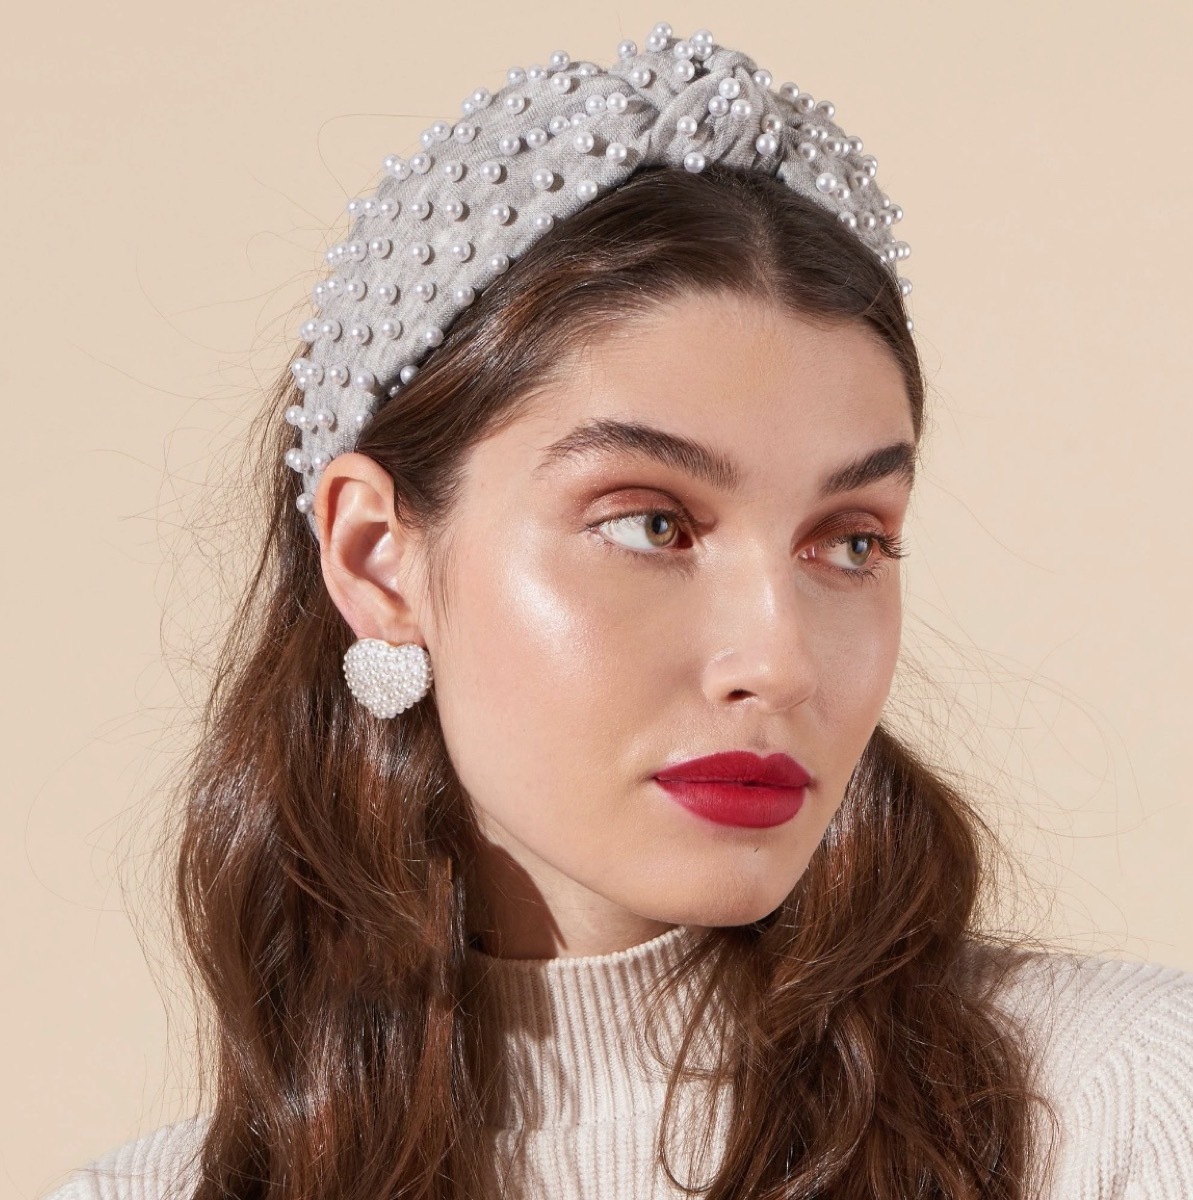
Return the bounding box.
[591,507,690,553]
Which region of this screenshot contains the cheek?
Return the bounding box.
[428,514,633,822]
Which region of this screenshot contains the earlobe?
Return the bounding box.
[313,453,422,643]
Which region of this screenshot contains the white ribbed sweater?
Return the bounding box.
[44,926,1193,1198]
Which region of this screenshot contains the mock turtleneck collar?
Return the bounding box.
[462,924,721,1131]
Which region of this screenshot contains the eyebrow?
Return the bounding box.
[532,418,918,498]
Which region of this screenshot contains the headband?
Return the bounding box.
[284,20,912,533]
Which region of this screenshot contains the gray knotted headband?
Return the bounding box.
[285,20,912,534]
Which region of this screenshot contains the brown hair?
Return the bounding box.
[176,163,1061,1198]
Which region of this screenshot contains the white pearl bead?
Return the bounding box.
[691,28,713,47]
[311,451,332,470]
[377,282,399,304]
[352,411,369,429]
[409,200,431,220]
[673,40,694,59]
[718,77,740,99]
[571,113,585,126]
[315,408,336,429]
[379,319,402,339]
[815,172,836,193]
[344,279,367,301]
[378,197,399,220]
[525,127,549,149]
[797,142,817,162]
[673,60,695,82]
[472,88,492,108]
[617,39,636,58]
[327,365,350,387]
[628,66,653,87]
[299,319,319,342]
[409,153,432,174]
[550,50,570,69]
[838,211,858,230]
[353,370,378,392]
[400,364,419,384]
[584,95,606,115]
[284,405,305,426]
[441,159,465,181]
[683,151,706,173]
[505,94,527,114]
[755,132,778,156]
[480,160,505,183]
[409,241,432,264]
[860,212,877,231]
[606,91,628,114]
[432,121,451,142]
[548,114,570,135]
[296,493,314,515]
[507,67,526,85]
[454,284,476,305]
[573,130,595,153]
[676,115,698,137]
[346,198,363,216]
[762,113,784,134]
[815,100,836,118]
[368,237,392,257]
[900,277,913,297]
[847,136,864,153]
[489,203,513,224]
[489,253,510,273]
[753,69,773,88]
[423,327,445,347]
[453,122,477,144]
[532,168,555,190]
[605,142,628,164]
[551,74,574,94]
[778,82,798,100]
[645,33,667,52]
[707,96,729,117]
[731,99,752,118]
[443,199,466,221]
[653,21,673,37]
[460,98,475,116]
[346,241,367,261]
[532,213,554,233]
[348,324,371,345]
[449,240,473,261]
[795,93,816,113]
[383,155,410,180]
[499,134,522,155]
[577,180,598,201]
[413,281,436,301]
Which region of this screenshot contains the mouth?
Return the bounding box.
[652,777,807,829]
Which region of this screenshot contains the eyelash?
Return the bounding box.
[588,504,908,586]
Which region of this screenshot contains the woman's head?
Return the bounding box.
[180,153,1050,1200]
[310,164,920,953]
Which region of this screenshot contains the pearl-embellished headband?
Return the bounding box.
[285,20,912,533]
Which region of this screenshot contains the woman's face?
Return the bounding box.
[329,290,917,958]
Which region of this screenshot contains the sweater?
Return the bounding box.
[42,925,1193,1198]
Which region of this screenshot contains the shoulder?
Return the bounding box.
[974,944,1193,1196]
[41,1114,210,1200]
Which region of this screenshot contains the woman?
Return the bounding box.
[47,21,1193,1200]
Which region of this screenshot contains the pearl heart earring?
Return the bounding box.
[343,637,433,718]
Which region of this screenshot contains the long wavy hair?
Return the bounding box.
[176,163,1062,1198]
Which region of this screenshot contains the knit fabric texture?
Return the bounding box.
[42,927,1193,1199]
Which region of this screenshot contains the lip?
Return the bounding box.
[653,751,811,829]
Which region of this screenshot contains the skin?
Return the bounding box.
[315,291,916,960]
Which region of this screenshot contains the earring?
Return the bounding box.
[343,637,433,718]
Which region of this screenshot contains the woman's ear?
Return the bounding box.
[313,452,425,643]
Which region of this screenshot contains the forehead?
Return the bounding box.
[520,291,916,487]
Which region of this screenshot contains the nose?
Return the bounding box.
[702,560,819,712]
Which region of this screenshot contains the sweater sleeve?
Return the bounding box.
[40,1116,209,1200]
[1129,964,1193,1197]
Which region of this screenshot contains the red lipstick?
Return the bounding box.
[653,750,811,829]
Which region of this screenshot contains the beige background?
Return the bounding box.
[5,1,1191,1196]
